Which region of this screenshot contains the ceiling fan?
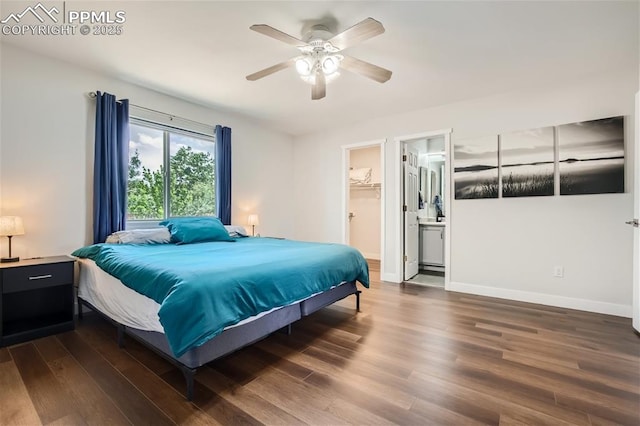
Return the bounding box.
[246,17,392,100]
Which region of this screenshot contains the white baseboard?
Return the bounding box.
[448,281,632,318]
[381,272,402,283]
[361,252,380,260]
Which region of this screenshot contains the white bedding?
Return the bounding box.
[78,258,164,332]
[78,258,340,334]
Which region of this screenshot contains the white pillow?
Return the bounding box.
[105,228,171,244]
[224,225,248,238]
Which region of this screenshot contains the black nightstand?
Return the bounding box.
[0,256,75,347]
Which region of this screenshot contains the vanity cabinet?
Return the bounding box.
[419,225,444,267]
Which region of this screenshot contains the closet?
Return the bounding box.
[348,146,381,261]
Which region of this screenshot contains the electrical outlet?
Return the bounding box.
[553,266,564,278]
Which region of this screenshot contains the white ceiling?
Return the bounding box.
[1,1,638,136]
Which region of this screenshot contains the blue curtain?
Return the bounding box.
[215,125,232,225]
[93,91,129,243]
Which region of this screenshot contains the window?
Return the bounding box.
[127,120,216,222]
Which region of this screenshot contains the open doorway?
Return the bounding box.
[397,130,451,288]
[342,140,385,274]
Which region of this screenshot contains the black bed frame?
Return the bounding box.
[77,283,361,400]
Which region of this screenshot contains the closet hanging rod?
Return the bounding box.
[87,91,213,130]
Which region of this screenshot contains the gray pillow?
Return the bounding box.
[105,228,171,244]
[224,225,248,238]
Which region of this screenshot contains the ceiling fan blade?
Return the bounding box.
[341,56,392,83]
[246,58,295,81]
[329,18,385,51]
[312,71,326,100]
[250,24,309,47]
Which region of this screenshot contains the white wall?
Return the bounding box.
[0,44,295,257]
[293,68,638,316]
[349,146,381,259]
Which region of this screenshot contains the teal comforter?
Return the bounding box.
[72,238,369,357]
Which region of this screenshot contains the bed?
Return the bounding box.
[72,220,369,400]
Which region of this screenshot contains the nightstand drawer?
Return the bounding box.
[2,262,73,293]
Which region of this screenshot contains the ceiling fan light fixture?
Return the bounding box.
[299,70,340,85]
[246,18,391,99]
[295,57,313,76]
[323,42,339,53]
[321,55,340,75]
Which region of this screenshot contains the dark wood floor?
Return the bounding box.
[1,264,639,425]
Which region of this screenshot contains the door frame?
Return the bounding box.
[341,139,386,273]
[633,92,639,333]
[394,128,452,289]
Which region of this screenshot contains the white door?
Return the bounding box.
[404,145,419,279]
[632,92,640,333]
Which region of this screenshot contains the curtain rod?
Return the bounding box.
[87,92,214,130]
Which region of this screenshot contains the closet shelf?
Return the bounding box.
[350,182,381,189]
[350,182,381,199]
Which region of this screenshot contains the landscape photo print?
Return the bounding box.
[558,116,624,195]
[501,126,555,197]
[454,135,499,199]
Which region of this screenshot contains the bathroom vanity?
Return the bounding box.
[414,135,447,273]
[419,221,445,270]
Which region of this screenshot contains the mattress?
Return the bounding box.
[77,258,349,334]
[78,258,163,332]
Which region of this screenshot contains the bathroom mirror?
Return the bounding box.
[419,154,445,219]
[419,167,428,209]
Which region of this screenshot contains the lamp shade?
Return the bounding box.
[247,214,260,226]
[0,216,25,237]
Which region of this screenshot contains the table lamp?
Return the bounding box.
[248,214,259,237]
[0,216,25,263]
